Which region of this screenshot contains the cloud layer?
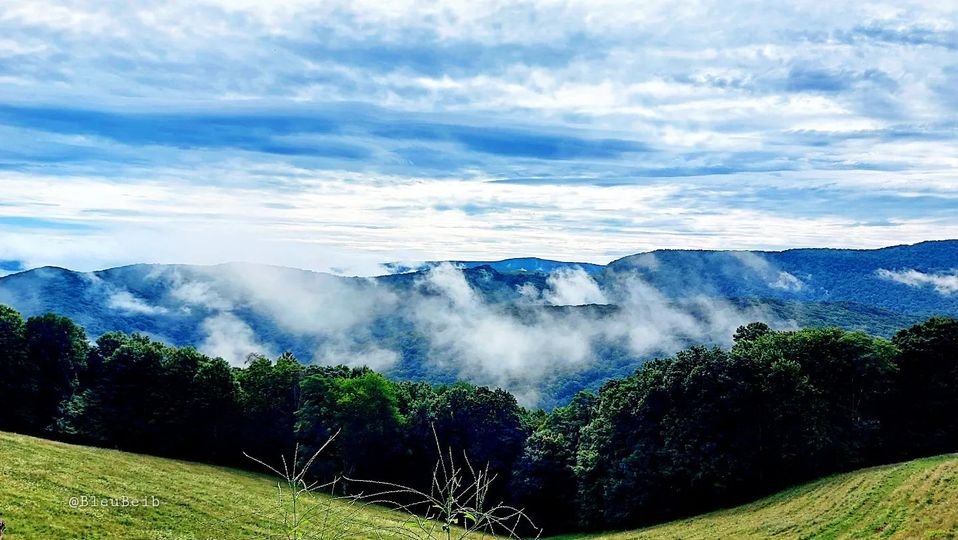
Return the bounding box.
[0,1,956,272]
[179,262,779,404]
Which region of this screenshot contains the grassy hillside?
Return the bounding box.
[560,454,958,540]
[4,430,958,539]
[0,431,461,539]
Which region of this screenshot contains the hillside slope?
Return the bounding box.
[606,240,958,315]
[3,431,958,539]
[0,431,455,539]
[565,454,958,540]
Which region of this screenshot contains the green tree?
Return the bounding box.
[189,355,241,461]
[71,334,166,450]
[0,305,30,432]
[236,352,304,461]
[151,346,240,460]
[887,317,958,458]
[733,321,772,344]
[737,328,897,473]
[297,371,405,482]
[24,313,89,434]
[576,347,764,529]
[426,384,528,507]
[512,391,595,533]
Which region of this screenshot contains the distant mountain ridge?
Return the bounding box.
[0,240,955,407]
[606,240,958,315]
[383,257,605,275]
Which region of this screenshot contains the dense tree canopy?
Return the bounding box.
[0,305,29,432]
[887,317,958,458]
[0,303,956,535]
[298,370,406,482]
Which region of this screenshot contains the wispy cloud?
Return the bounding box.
[877,268,958,295]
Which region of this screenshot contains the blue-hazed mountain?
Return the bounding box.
[0,240,954,407]
[606,240,958,315]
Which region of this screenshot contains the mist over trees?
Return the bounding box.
[0,303,956,535]
[6,241,957,411]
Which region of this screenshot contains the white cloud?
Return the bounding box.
[200,312,274,366]
[541,267,608,306]
[409,264,600,403]
[771,271,805,292]
[877,268,958,295]
[315,345,400,372]
[404,264,781,404]
[731,252,805,291]
[78,272,169,315]
[0,169,955,277]
[167,279,233,311]
[107,290,168,315]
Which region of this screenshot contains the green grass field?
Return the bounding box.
[2,431,958,539]
[0,431,442,539]
[559,455,958,540]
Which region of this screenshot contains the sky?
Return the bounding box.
[0,0,956,275]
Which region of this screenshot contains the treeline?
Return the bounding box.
[0,306,529,519]
[1,304,957,535]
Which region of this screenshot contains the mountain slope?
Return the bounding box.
[606,240,958,315]
[561,454,958,540]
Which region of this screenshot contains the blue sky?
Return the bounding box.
[0,1,956,274]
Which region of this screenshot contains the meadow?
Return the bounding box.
[0,431,426,539]
[4,431,958,539]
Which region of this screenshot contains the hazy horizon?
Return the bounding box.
[1,238,954,279]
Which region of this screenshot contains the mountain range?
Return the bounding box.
[1,240,955,406]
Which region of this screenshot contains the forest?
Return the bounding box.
[1,303,956,536]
